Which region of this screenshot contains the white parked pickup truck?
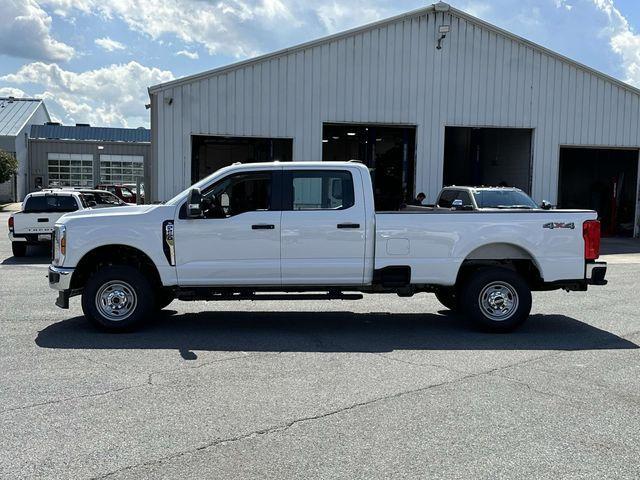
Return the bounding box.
[8,189,126,257]
[48,161,607,333]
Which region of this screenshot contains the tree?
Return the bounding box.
[0,149,18,184]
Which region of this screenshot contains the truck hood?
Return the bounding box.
[57,204,163,224]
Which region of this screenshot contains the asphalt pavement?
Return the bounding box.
[1,209,640,479]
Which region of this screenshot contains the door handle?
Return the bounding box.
[252,224,275,230]
[337,223,360,229]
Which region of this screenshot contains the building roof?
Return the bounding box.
[0,97,48,137]
[148,1,640,98]
[30,124,151,143]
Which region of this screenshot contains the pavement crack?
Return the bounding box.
[371,352,467,374]
[0,383,147,416]
[95,368,500,478]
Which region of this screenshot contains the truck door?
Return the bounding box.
[281,168,366,285]
[174,169,282,286]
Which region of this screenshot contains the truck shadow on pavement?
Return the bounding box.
[1,248,51,265]
[35,310,638,354]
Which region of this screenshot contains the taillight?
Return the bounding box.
[8,216,13,233]
[583,220,600,260]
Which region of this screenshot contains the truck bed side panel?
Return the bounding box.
[375,211,597,285]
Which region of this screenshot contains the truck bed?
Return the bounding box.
[374,209,597,285]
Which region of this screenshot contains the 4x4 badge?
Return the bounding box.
[543,222,575,229]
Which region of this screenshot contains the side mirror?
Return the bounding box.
[540,200,552,210]
[186,188,203,218]
[452,199,473,211]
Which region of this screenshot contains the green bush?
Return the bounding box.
[0,149,18,184]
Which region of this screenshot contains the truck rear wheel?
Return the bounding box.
[460,267,531,332]
[435,288,458,311]
[82,265,154,332]
[11,242,27,257]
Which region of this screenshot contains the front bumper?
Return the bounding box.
[49,265,74,309]
[48,265,74,291]
[586,261,607,286]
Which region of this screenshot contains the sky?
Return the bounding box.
[1,0,640,128]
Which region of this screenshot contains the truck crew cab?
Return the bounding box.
[48,162,606,333]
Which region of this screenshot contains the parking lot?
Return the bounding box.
[1,208,640,479]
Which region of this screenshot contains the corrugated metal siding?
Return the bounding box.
[30,124,151,143]
[152,10,640,204]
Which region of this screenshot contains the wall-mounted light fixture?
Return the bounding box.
[436,24,450,50]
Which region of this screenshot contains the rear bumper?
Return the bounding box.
[9,232,52,243]
[586,261,607,286]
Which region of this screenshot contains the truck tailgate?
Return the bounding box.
[13,212,62,237]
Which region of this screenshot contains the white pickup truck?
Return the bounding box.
[9,190,85,257]
[9,189,125,257]
[48,161,607,333]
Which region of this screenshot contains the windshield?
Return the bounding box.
[81,192,126,207]
[473,190,538,209]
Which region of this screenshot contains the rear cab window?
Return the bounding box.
[437,189,473,208]
[23,195,79,213]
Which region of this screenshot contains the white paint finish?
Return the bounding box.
[281,166,367,285]
[374,209,597,285]
[54,204,179,286]
[174,211,282,286]
[55,162,599,291]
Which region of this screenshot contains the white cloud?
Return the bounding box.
[176,49,199,59]
[0,87,29,98]
[37,0,400,58]
[0,0,74,61]
[315,1,390,33]
[0,61,174,127]
[94,37,126,52]
[592,0,640,87]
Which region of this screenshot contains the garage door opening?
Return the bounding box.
[191,135,292,183]
[322,123,416,211]
[443,127,533,192]
[558,147,638,237]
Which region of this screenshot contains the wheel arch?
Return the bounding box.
[457,242,544,288]
[70,244,162,290]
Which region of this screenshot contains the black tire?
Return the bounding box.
[435,288,458,311]
[155,289,175,310]
[460,267,532,333]
[81,265,155,332]
[11,242,27,257]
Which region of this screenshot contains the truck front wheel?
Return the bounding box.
[82,265,154,332]
[11,242,27,257]
[460,268,532,332]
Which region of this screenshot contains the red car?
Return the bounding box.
[94,184,137,204]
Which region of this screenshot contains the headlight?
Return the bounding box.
[53,225,66,265]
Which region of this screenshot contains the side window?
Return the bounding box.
[437,190,457,208]
[457,191,473,207]
[288,170,354,210]
[202,171,272,218]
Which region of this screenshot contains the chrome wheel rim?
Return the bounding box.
[95,280,137,322]
[478,281,518,321]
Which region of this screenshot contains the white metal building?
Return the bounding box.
[0,97,50,201]
[148,2,640,237]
